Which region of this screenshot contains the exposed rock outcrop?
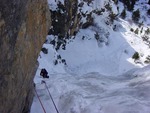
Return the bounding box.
[0,0,51,113]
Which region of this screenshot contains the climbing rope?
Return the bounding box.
[42,80,60,113]
[34,88,47,113]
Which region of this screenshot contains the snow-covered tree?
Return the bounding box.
[121,0,137,11]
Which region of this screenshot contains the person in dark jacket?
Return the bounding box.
[40,68,49,78]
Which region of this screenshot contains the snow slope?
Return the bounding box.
[31,65,150,113]
[31,0,150,113]
[57,17,149,75]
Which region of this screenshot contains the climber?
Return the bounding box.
[40,68,49,78]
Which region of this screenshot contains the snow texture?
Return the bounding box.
[31,0,150,113]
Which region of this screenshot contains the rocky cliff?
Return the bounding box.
[0,0,51,113]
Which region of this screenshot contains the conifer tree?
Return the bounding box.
[120,9,126,19]
[112,0,118,4]
[147,9,150,15]
[134,28,139,34]
[132,9,140,23]
[121,0,137,11]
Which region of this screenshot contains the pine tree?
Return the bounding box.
[130,28,134,32]
[130,0,137,11]
[121,0,137,11]
[132,52,140,60]
[109,12,117,23]
[132,9,140,23]
[112,0,118,4]
[145,28,150,35]
[105,3,112,11]
[147,9,150,15]
[120,9,126,19]
[134,28,139,34]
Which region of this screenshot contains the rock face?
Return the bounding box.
[0,0,51,113]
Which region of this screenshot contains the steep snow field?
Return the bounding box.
[31,66,150,113]
[31,0,150,113]
[31,22,150,113]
